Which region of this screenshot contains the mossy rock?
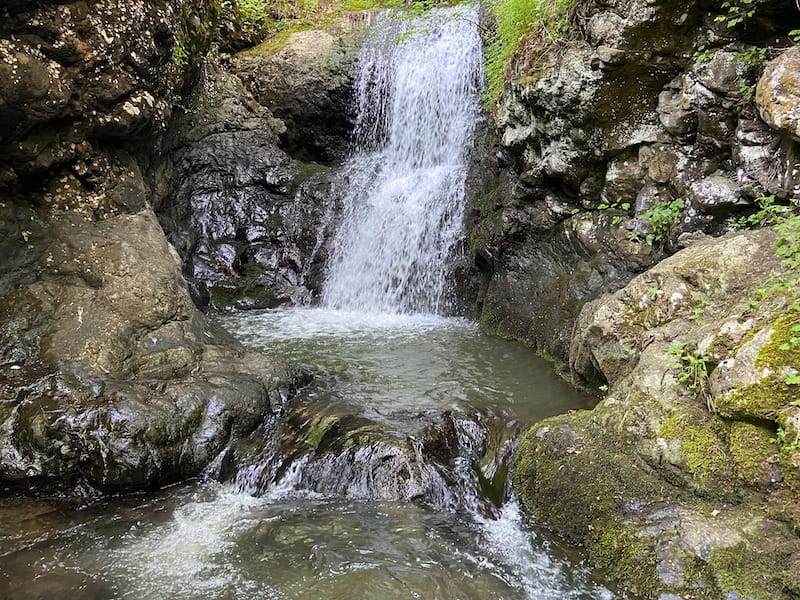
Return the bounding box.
[728,421,781,489]
[658,412,736,497]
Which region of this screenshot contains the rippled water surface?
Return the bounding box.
[0,308,614,599]
[221,308,592,426]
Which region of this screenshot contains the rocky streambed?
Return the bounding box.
[2,0,800,598]
[1,308,614,599]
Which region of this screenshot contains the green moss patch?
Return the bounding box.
[717,374,796,421]
[709,543,800,600]
[591,521,660,598]
[659,414,734,495]
[728,421,778,487]
[755,314,800,371]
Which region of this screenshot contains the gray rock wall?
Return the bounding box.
[474,0,800,370]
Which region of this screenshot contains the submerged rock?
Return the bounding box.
[216,395,518,515]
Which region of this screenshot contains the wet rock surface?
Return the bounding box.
[153,60,337,310]
[214,389,518,516]
[0,0,310,495]
[491,0,800,596]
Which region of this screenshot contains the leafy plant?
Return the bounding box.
[771,425,800,454]
[735,45,768,100]
[693,44,713,64]
[691,297,709,326]
[237,0,273,36]
[785,372,800,385]
[791,29,800,44]
[630,198,685,247]
[714,0,756,29]
[732,195,796,229]
[597,197,631,226]
[669,342,713,411]
[172,44,189,67]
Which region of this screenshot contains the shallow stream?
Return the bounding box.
[0,309,616,599]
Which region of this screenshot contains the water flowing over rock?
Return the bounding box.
[323,8,484,314]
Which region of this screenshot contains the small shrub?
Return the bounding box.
[735,45,768,100]
[629,198,685,247]
[669,341,713,411]
[237,0,273,36]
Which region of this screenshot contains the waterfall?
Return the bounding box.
[322,6,484,314]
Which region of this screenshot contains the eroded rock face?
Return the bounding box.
[0,0,309,495]
[475,0,800,366]
[514,228,800,598]
[153,61,337,310]
[231,13,371,163]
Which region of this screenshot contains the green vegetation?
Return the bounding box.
[733,194,796,229]
[230,0,404,40]
[597,197,631,226]
[714,0,756,29]
[735,195,800,312]
[771,425,800,455]
[484,0,577,107]
[669,341,713,410]
[172,44,189,67]
[691,297,709,326]
[629,198,685,247]
[735,45,768,99]
[692,44,713,63]
[659,414,732,483]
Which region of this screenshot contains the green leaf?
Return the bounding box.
[785,373,800,385]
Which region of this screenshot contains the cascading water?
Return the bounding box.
[0,9,618,600]
[322,7,483,314]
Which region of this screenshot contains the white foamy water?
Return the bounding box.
[322,7,483,313]
[11,484,613,600]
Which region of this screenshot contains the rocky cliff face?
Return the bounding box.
[151,14,369,311]
[474,0,800,366]
[0,0,308,495]
[495,0,800,597]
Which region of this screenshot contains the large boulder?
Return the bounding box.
[514,227,800,598]
[231,13,371,163]
[0,0,308,495]
[0,203,307,494]
[756,45,800,143]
